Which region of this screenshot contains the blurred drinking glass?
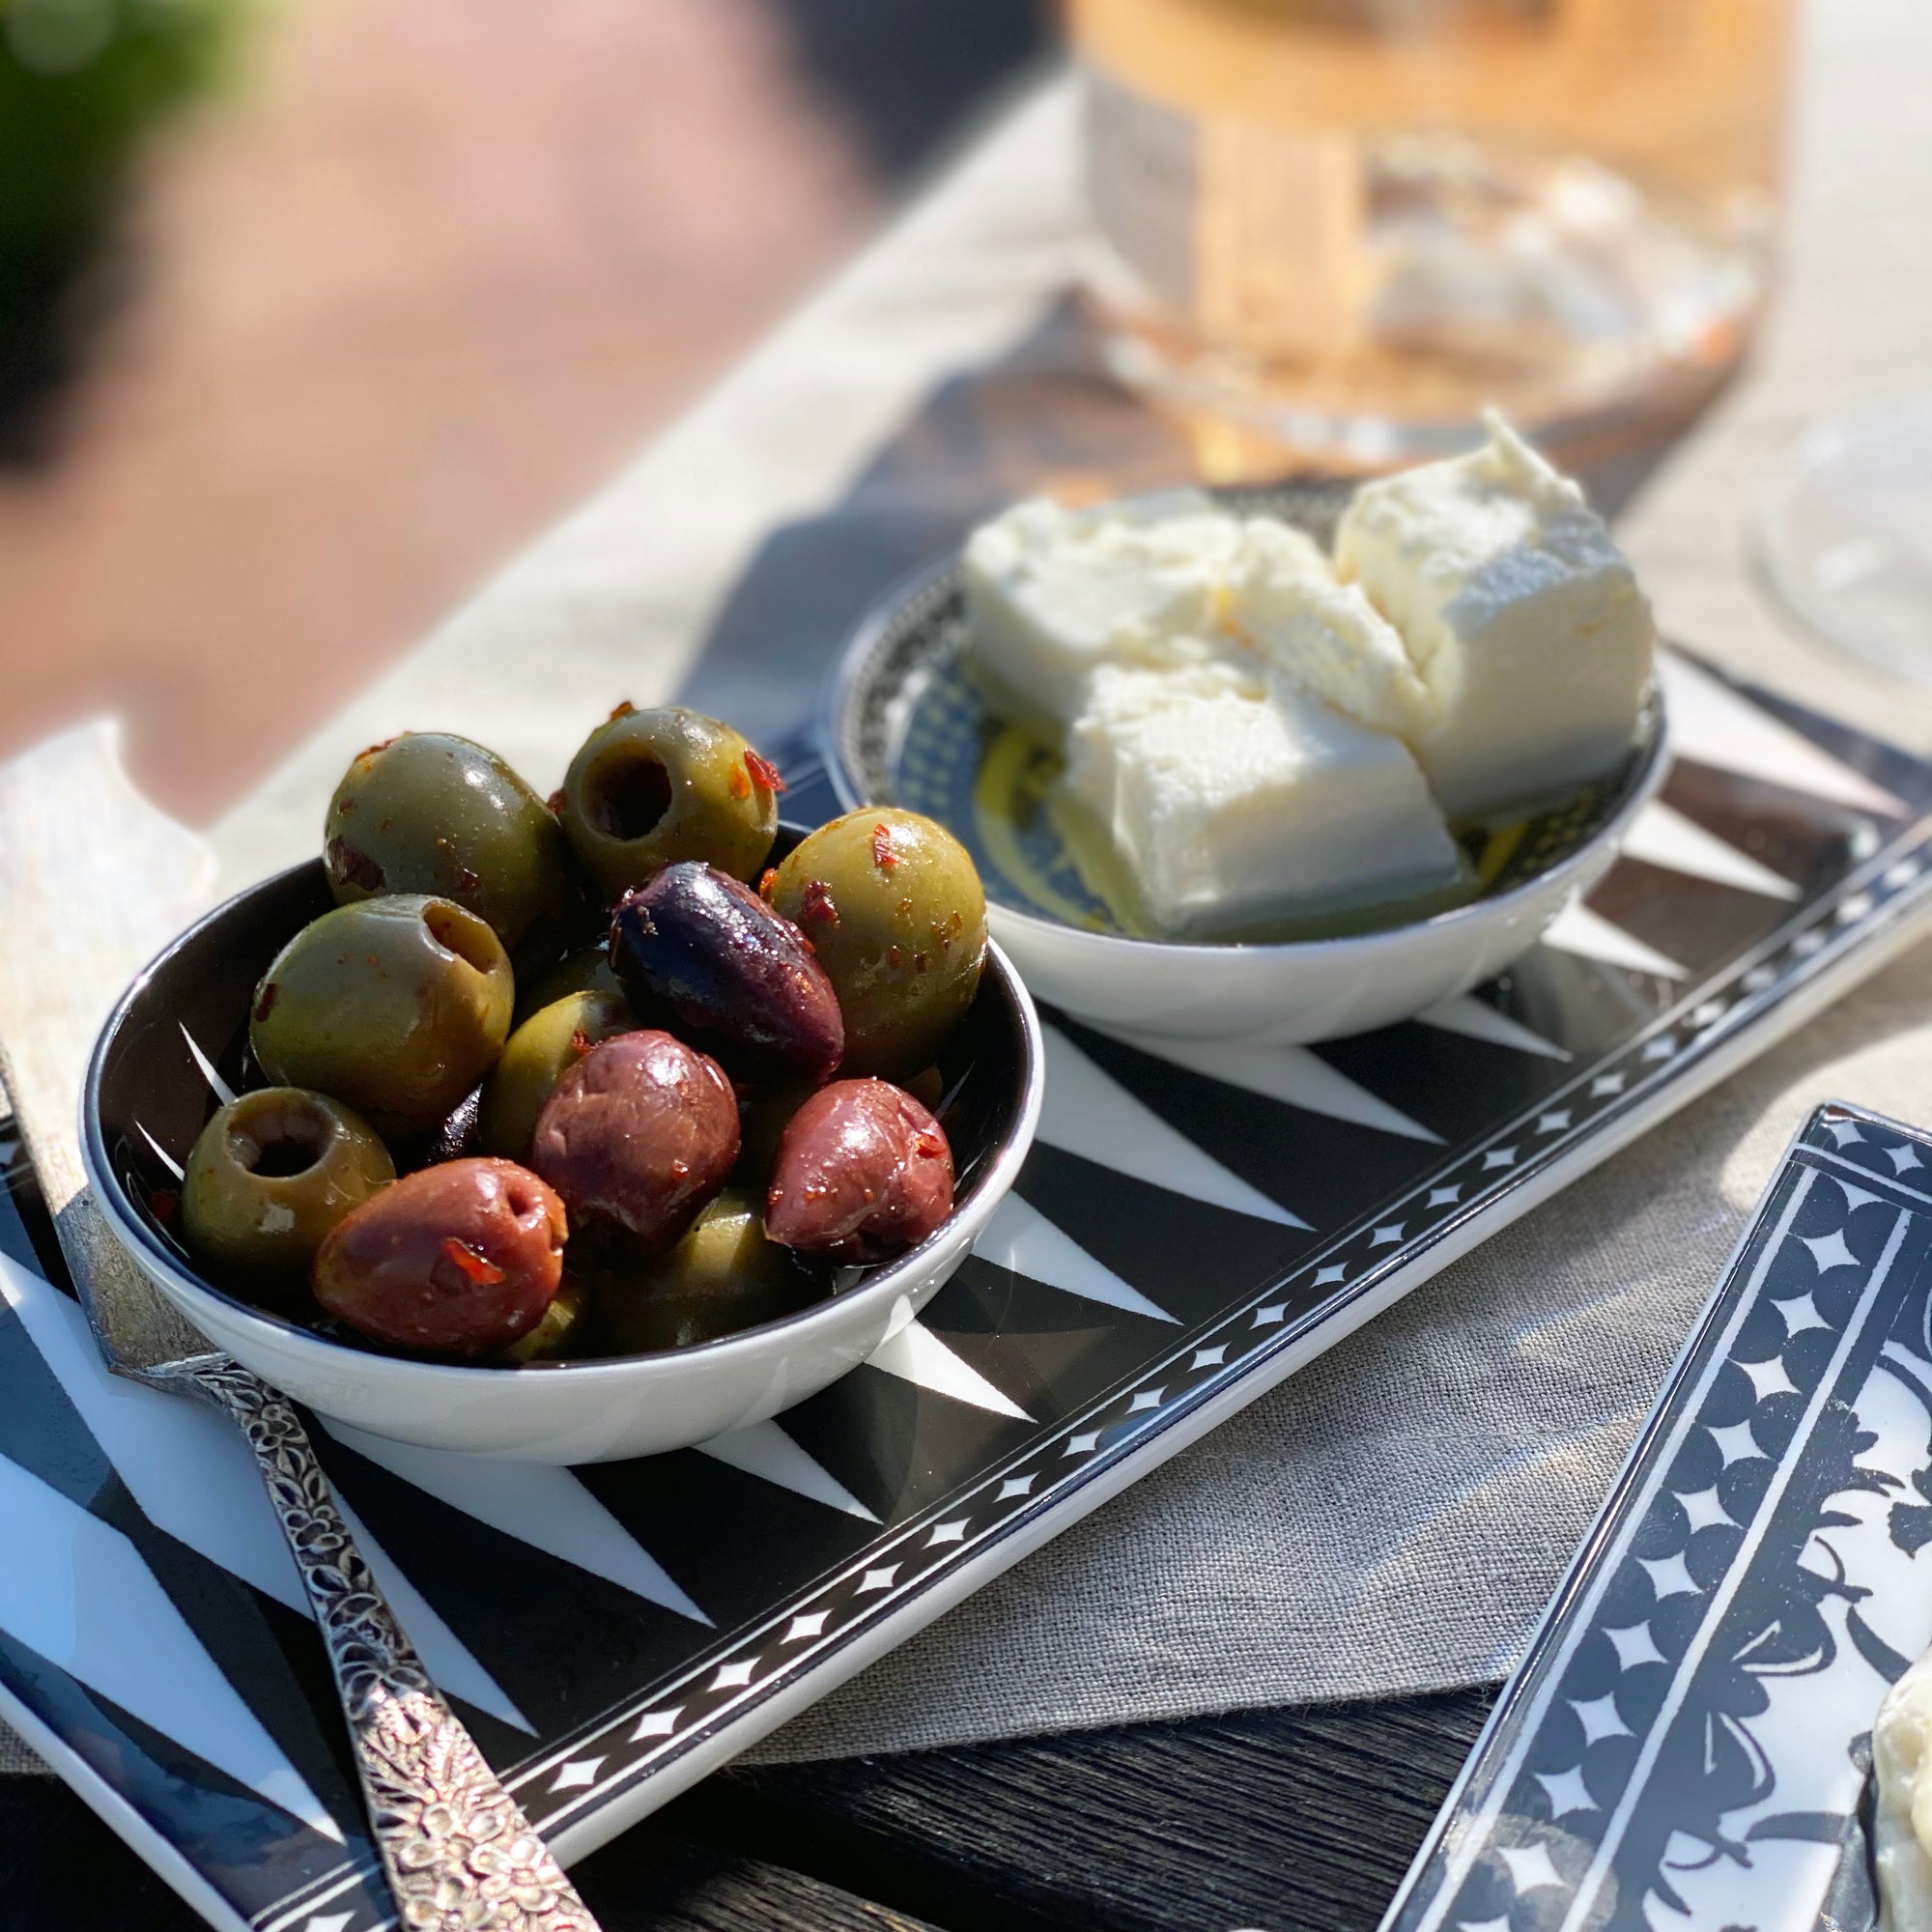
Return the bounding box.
[1071,0,1797,467]
[1753,392,1932,683]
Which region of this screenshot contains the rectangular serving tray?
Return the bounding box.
[3,651,1932,1932]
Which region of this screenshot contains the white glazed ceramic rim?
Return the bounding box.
[822,551,1673,967]
[79,930,1043,1398]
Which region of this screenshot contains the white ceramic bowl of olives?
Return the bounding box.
[83,710,1043,1463]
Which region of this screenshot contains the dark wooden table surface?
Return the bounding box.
[1,1678,1496,1932]
[0,1113,1498,1932]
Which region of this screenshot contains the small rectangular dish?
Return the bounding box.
[1382,1099,1932,1932]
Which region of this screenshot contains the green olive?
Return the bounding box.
[250,895,515,1136]
[768,809,986,1080]
[324,732,572,952]
[559,705,779,895]
[513,946,626,1026]
[730,1079,818,1195]
[497,1273,588,1363]
[903,1065,945,1112]
[182,1087,394,1293]
[587,1189,818,1354]
[478,989,636,1159]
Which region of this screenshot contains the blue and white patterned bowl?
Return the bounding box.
[822,484,1670,1043]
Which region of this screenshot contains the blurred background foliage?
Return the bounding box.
[0,0,1045,812]
[1,0,247,441]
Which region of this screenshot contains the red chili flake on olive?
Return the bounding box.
[314,1158,566,1356]
[570,1029,593,1057]
[728,763,752,802]
[744,749,785,794]
[871,823,899,870]
[253,981,279,1023]
[457,866,480,894]
[325,837,386,894]
[886,944,902,968]
[355,737,397,763]
[440,1236,506,1287]
[758,867,779,901]
[547,789,566,815]
[799,878,839,926]
[609,699,636,720]
[336,796,355,814]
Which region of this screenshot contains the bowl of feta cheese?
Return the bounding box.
[822,414,1668,1044]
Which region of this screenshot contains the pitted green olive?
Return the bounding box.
[478,989,636,1159]
[514,946,626,1026]
[497,1273,588,1363]
[182,1087,394,1293]
[559,705,780,895]
[587,1189,817,1354]
[249,895,515,1135]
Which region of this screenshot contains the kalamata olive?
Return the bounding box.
[182,1088,394,1293]
[478,989,636,1159]
[765,1078,953,1263]
[528,1031,738,1254]
[587,1190,819,1355]
[497,1272,588,1363]
[609,862,842,1083]
[311,1157,566,1357]
[767,809,986,1080]
[249,895,514,1135]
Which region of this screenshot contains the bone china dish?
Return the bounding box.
[82,832,1041,1463]
[823,439,1669,1043]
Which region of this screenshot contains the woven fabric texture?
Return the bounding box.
[745,940,1932,1759]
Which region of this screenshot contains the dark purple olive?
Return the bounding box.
[608,863,843,1084]
[528,1031,739,1254]
[765,1079,953,1264]
[311,1157,567,1357]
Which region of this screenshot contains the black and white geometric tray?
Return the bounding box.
[1381,1098,1932,1932]
[4,649,1932,1932]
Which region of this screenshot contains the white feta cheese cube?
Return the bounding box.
[1334,412,1654,818]
[962,494,1238,727]
[1064,663,1462,937]
[1227,517,1441,742]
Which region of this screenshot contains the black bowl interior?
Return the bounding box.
[89,826,1033,1367]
